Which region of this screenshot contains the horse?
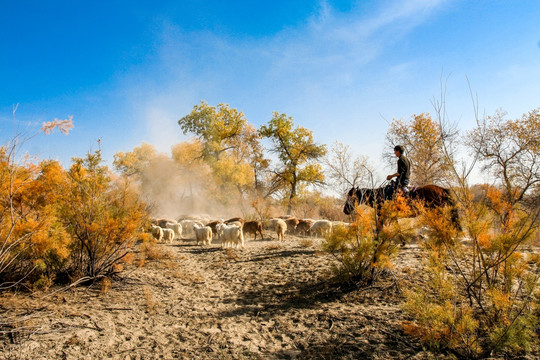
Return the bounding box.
[343,183,460,228]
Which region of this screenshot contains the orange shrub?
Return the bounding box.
[404,188,539,357]
[60,150,149,279]
[0,154,70,288]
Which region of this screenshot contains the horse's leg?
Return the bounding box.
[451,207,461,231]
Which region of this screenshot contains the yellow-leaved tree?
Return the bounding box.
[113,142,158,178]
[178,102,267,207]
[385,113,454,185]
[259,112,326,213]
[178,100,248,161]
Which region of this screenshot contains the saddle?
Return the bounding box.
[386,180,415,200]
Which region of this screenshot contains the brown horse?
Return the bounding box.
[343,184,460,228]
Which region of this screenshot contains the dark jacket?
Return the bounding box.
[397,155,410,186]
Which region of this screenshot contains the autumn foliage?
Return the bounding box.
[61,150,148,279]
[0,122,148,289]
[403,189,539,357]
[401,108,540,358]
[323,194,416,285]
[0,154,71,289]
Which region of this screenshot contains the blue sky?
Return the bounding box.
[1,0,539,178]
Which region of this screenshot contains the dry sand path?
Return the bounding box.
[1,234,431,359]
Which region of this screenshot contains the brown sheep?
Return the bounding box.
[156,218,174,228]
[243,220,264,241]
[206,220,223,237]
[295,219,314,236]
[227,221,243,229]
[225,217,245,226]
[284,217,299,234]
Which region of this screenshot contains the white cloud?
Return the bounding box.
[115,0,456,165]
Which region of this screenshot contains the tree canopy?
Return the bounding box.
[178,101,248,161]
[385,113,452,186]
[259,112,326,213]
[467,109,540,204]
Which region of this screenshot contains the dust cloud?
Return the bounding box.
[135,155,251,221]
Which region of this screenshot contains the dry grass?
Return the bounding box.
[118,252,135,265]
[142,286,160,314]
[65,335,82,346]
[265,243,283,251]
[298,238,314,248]
[99,277,112,295]
[212,259,226,268]
[225,248,240,261]
[141,242,174,260]
[135,258,146,268]
[112,263,124,273]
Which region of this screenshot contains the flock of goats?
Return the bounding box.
[149,216,351,248]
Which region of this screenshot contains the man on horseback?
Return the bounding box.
[385,145,410,200]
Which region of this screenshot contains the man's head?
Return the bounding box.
[394,145,405,157]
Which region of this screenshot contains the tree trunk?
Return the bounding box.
[287,180,296,214]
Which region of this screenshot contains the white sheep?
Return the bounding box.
[218,223,244,249]
[180,219,204,237]
[165,221,182,239]
[151,224,163,242]
[263,218,281,229]
[309,220,333,237]
[162,228,175,243]
[193,224,213,246]
[274,218,287,242]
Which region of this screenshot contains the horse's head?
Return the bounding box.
[344,187,372,215]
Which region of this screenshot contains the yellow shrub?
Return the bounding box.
[404,189,539,357]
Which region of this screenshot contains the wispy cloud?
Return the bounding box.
[119,0,454,156]
[264,0,451,78]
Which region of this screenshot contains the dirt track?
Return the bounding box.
[0,233,488,359]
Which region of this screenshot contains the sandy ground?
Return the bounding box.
[0,232,537,359]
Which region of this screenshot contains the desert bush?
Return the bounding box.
[60,150,148,279]
[403,194,539,357]
[323,196,415,285]
[0,126,72,289]
[402,105,540,357]
[142,285,160,314]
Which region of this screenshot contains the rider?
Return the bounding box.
[385,145,410,199]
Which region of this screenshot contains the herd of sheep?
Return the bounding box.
[149,215,351,248]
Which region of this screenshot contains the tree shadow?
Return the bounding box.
[218,276,358,319]
[217,275,416,359]
[178,247,222,255]
[242,249,316,263]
